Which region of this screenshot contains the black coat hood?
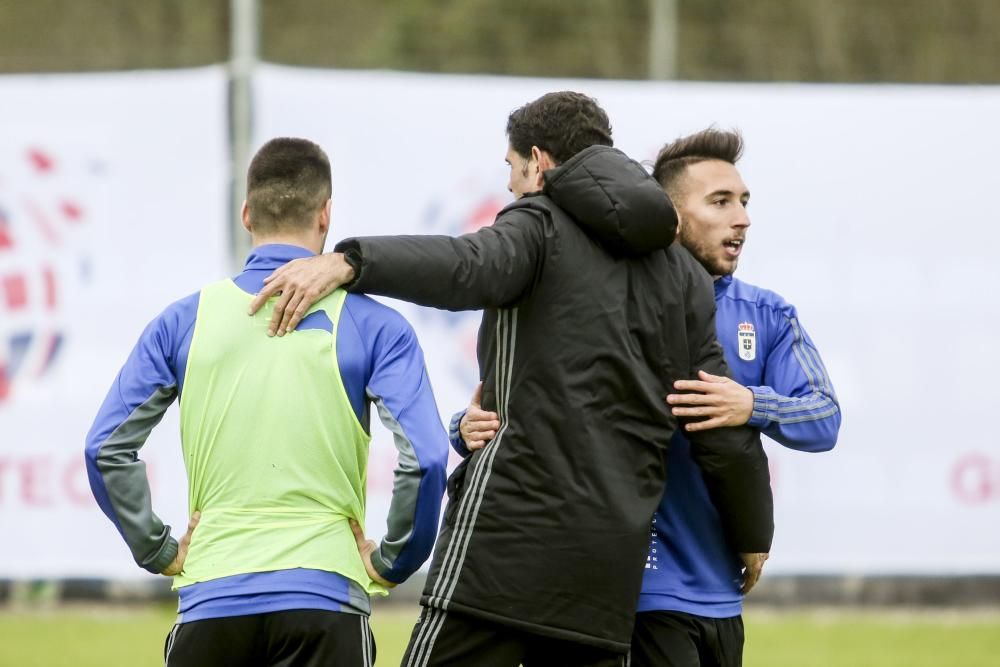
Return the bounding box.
[542,145,678,256]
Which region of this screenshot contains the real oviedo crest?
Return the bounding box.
[737,321,756,361]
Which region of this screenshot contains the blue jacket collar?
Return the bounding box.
[714,273,734,299]
[243,244,316,272]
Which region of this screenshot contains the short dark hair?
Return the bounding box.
[652,128,744,201]
[246,138,331,233]
[506,91,613,165]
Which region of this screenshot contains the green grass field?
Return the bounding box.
[1,604,998,666]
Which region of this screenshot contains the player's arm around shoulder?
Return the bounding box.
[356,298,448,585]
[84,293,200,575]
[334,207,546,311]
[747,296,841,453]
[453,382,499,454]
[448,408,472,457]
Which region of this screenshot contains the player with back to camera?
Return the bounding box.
[85,137,449,667]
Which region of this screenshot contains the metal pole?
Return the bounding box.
[229,0,259,270]
[648,0,679,80]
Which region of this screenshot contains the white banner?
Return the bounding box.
[254,66,1000,575]
[2,65,997,580]
[0,68,229,578]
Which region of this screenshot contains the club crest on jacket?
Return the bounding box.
[738,321,756,361]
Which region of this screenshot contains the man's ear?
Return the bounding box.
[241,200,252,233]
[530,146,553,189]
[318,198,332,235]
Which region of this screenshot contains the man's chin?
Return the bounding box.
[716,257,739,276]
[701,259,737,277]
[688,248,738,277]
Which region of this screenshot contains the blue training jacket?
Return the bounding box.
[637,274,840,618]
[85,244,449,622]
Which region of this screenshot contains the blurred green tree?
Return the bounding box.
[1,0,998,83]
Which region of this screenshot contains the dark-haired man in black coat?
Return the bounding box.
[250,92,773,666]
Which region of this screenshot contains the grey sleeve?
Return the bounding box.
[363,324,449,583]
[86,385,179,574]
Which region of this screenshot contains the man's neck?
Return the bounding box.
[252,235,321,255]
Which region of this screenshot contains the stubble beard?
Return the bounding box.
[680,228,737,278]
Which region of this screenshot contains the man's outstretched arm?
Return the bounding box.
[249,210,545,335]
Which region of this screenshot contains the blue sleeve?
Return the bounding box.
[448,409,472,458]
[360,304,449,584]
[83,293,198,573]
[746,304,841,453]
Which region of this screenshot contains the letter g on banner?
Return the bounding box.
[951,453,998,505]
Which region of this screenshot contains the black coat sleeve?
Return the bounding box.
[334,209,545,311]
[681,258,775,554]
